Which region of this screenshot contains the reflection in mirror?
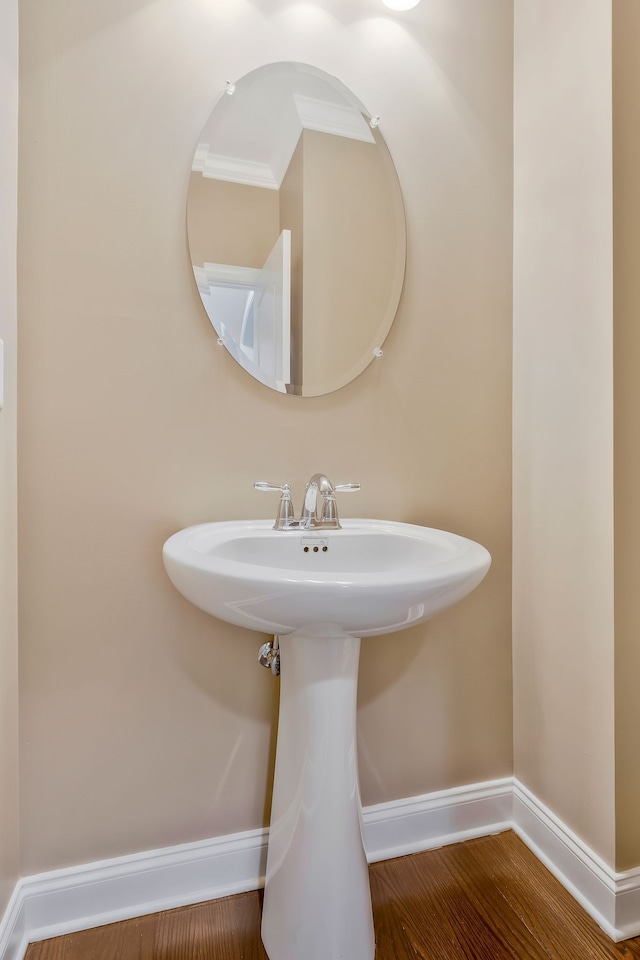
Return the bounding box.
[187,63,406,396]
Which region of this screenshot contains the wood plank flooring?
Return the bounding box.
[25,831,640,960]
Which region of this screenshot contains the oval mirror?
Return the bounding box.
[187,62,406,397]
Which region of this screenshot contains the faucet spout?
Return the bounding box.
[301,474,335,526]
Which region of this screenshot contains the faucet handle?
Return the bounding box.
[320,482,360,523]
[254,481,295,529]
[254,481,290,493]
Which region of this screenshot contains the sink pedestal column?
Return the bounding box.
[261,628,375,960]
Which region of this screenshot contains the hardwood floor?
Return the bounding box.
[25,831,640,960]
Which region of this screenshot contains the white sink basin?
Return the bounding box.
[163,515,490,960]
[162,518,490,637]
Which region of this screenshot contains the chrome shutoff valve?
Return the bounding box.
[258,638,280,677]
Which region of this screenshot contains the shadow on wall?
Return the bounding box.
[358,626,424,707]
[168,597,277,721]
[168,582,425,716]
[248,0,384,28]
[165,583,422,822]
[23,0,159,61]
[165,590,281,825]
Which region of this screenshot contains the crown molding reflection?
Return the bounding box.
[192,146,279,189]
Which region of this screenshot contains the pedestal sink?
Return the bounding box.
[163,518,491,960]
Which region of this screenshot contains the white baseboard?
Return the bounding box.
[0,883,27,960]
[363,777,513,862]
[512,779,640,942]
[0,825,270,960]
[2,777,639,959]
[0,777,512,959]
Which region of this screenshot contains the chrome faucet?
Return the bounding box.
[254,474,360,530]
[301,474,336,526]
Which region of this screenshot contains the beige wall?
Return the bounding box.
[613,0,640,872]
[513,0,616,862]
[0,0,20,916]
[18,0,513,874]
